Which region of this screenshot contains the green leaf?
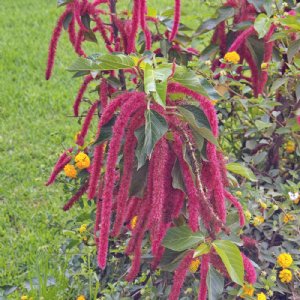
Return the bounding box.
[195,7,235,36]
[135,110,168,169]
[93,117,116,145]
[199,79,221,101]
[212,240,244,286]
[180,105,211,128]
[254,120,272,131]
[144,63,156,94]
[280,16,300,31]
[199,44,219,61]
[270,78,287,93]
[97,54,135,70]
[246,36,265,71]
[193,243,210,258]
[254,14,271,39]
[172,70,209,98]
[171,158,186,192]
[155,81,167,106]
[178,106,219,147]
[163,225,204,252]
[287,39,300,63]
[206,266,225,300]
[67,57,99,72]
[154,63,173,81]
[159,249,188,272]
[63,12,73,30]
[226,162,257,182]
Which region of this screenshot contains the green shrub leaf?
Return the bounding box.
[206,266,225,300]
[226,162,257,182]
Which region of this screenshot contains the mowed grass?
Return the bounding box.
[0,0,216,298]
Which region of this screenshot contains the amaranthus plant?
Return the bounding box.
[45,0,299,298]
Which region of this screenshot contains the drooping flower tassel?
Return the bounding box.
[242,253,257,284]
[169,0,181,42]
[140,0,152,50]
[74,0,89,32]
[224,190,245,226]
[46,148,72,186]
[111,109,145,236]
[45,8,70,80]
[63,182,89,211]
[168,251,194,300]
[127,0,140,53]
[98,94,146,269]
[73,75,94,117]
[77,101,100,146]
[198,254,210,300]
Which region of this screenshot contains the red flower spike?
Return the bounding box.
[73,75,94,117]
[45,8,70,80]
[63,182,89,211]
[198,254,210,300]
[168,251,194,300]
[169,0,181,42]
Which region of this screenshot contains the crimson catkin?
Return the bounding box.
[169,0,181,42]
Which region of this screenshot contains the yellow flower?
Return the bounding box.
[283,213,295,224]
[241,284,254,298]
[224,51,240,64]
[21,296,28,300]
[261,62,268,69]
[211,100,218,106]
[259,201,267,210]
[245,210,252,221]
[285,141,296,153]
[277,253,293,268]
[74,131,81,142]
[236,191,242,196]
[279,269,292,283]
[79,224,87,234]
[257,292,267,300]
[189,258,201,273]
[63,164,77,178]
[75,152,90,169]
[130,216,138,230]
[77,296,86,300]
[82,236,88,242]
[253,216,264,227]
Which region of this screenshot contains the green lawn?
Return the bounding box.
[0,0,215,298]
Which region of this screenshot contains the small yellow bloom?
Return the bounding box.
[279,269,292,283]
[74,131,81,142]
[79,224,87,234]
[21,296,28,300]
[277,253,293,268]
[75,152,90,169]
[130,216,138,230]
[285,141,296,154]
[253,216,264,227]
[245,210,252,221]
[236,191,242,196]
[283,213,295,224]
[64,164,77,178]
[241,284,255,298]
[257,292,267,300]
[259,201,267,210]
[211,100,218,106]
[77,296,86,300]
[189,258,201,273]
[82,236,88,242]
[224,51,240,64]
[261,62,268,69]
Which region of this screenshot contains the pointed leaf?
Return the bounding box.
[97,54,135,70]
[226,162,257,182]
[163,225,204,252]
[212,240,244,286]
[254,14,271,39]
[171,158,186,192]
[206,266,225,300]
[193,243,210,258]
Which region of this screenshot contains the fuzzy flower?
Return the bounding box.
[253,216,264,227]
[285,140,296,153]
[21,296,28,300]
[169,0,181,41]
[241,284,254,298]
[245,210,252,221]
[224,51,240,64]
[79,224,87,234]
[259,201,267,210]
[130,216,138,230]
[283,213,295,224]
[75,152,90,169]
[279,269,293,283]
[277,253,293,268]
[64,164,77,178]
[242,253,257,284]
[189,258,201,273]
[257,292,266,300]
[77,296,86,300]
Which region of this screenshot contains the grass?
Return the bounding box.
[0,0,217,298]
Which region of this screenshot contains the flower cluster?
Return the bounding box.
[224,51,240,64]
[277,253,293,283]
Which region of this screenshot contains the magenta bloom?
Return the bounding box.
[169,0,181,42]
[63,182,89,211]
